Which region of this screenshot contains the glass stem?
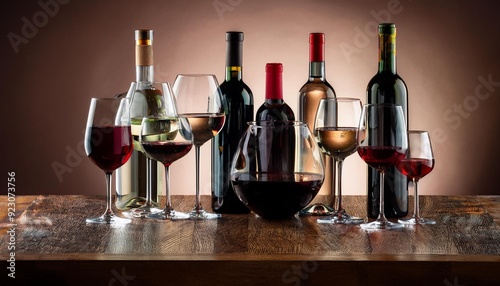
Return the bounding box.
[413,178,420,220]
[377,171,387,222]
[194,145,202,212]
[165,165,173,212]
[335,158,344,215]
[104,172,114,218]
[146,158,153,206]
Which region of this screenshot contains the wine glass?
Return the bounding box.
[140,115,193,220]
[173,74,226,220]
[397,131,436,225]
[230,121,325,219]
[315,98,364,225]
[357,104,408,230]
[84,98,133,224]
[127,82,169,218]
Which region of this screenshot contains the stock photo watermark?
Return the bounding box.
[108,267,135,286]
[281,261,318,285]
[51,135,86,183]
[213,0,244,21]
[431,73,499,145]
[6,172,17,279]
[339,0,405,63]
[6,0,71,54]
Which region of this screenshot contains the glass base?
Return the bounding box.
[127,204,162,218]
[189,208,221,220]
[399,217,436,225]
[86,214,131,225]
[299,203,335,216]
[317,213,364,225]
[360,218,404,230]
[148,209,190,220]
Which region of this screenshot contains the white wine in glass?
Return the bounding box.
[173,74,226,220]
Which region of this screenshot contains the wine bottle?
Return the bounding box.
[211,31,253,214]
[255,63,295,121]
[366,23,408,218]
[115,29,165,210]
[298,33,336,216]
[255,63,295,174]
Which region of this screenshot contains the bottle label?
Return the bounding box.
[378,33,396,69]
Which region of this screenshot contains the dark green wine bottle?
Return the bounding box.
[211,31,253,214]
[366,23,409,218]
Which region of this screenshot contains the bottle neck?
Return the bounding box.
[136,65,154,83]
[309,62,325,81]
[309,33,326,81]
[378,33,397,74]
[225,66,242,81]
[225,36,243,81]
[265,64,283,101]
[135,31,154,83]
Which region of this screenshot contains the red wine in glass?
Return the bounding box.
[84,98,133,225]
[142,141,192,166]
[140,117,194,221]
[397,130,436,225]
[232,172,323,219]
[397,158,434,180]
[87,126,133,172]
[357,104,408,230]
[358,146,406,171]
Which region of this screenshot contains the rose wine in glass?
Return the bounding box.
[140,115,193,220]
[397,130,436,225]
[173,74,226,220]
[84,98,132,224]
[357,104,408,230]
[315,98,364,224]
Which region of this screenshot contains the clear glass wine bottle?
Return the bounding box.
[115,29,165,212]
[298,33,337,216]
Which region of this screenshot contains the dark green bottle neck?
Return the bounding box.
[225,66,242,81]
[378,33,397,74]
[225,35,243,81]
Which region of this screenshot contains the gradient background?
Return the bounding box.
[1,0,499,197]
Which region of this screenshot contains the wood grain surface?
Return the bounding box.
[1,195,499,285]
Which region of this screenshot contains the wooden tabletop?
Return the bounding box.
[1,195,499,285]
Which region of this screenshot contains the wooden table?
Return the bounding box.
[1,195,499,285]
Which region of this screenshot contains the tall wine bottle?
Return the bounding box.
[366,23,408,218]
[211,31,253,214]
[255,63,295,121]
[115,29,165,210]
[298,33,336,216]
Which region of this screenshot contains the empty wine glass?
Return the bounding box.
[315,98,364,224]
[84,98,133,224]
[397,130,436,225]
[173,74,226,220]
[357,104,408,230]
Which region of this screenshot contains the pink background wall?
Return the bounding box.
[2,0,499,196]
